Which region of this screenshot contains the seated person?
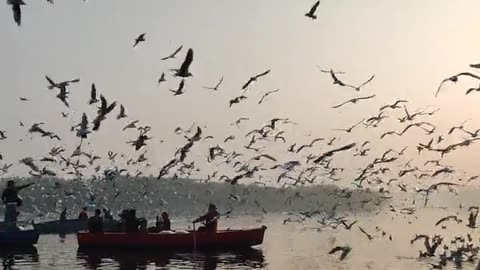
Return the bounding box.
[88,209,103,233]
[78,207,88,221]
[159,212,171,231]
[103,208,114,221]
[151,212,171,232]
[193,204,219,233]
[124,209,140,233]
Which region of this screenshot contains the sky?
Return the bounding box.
[1,0,480,183]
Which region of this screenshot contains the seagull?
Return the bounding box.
[170,79,185,95]
[76,113,90,139]
[436,72,480,97]
[251,154,277,162]
[328,246,351,260]
[232,117,249,127]
[89,84,99,104]
[161,45,183,61]
[123,120,139,131]
[331,95,376,109]
[117,105,127,119]
[92,95,116,131]
[7,0,25,26]
[334,119,364,133]
[465,82,480,95]
[157,73,166,85]
[313,143,356,164]
[229,95,247,107]
[258,89,280,104]
[133,33,146,48]
[45,76,80,91]
[242,69,271,90]
[348,75,375,92]
[305,1,320,20]
[56,87,69,107]
[435,215,461,226]
[172,48,194,77]
[203,77,224,91]
[379,100,408,111]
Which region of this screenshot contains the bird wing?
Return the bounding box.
[106,101,117,114]
[254,69,271,79]
[45,76,56,87]
[12,4,21,26]
[179,48,194,73]
[162,45,183,60]
[356,74,375,90]
[309,1,320,14]
[90,84,96,99]
[331,99,353,109]
[242,77,255,89]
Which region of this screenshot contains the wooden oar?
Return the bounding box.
[192,222,197,250]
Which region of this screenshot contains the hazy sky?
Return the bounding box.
[2,0,480,181]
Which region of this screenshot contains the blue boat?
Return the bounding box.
[0,230,39,246]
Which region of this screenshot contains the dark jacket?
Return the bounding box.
[88,215,103,233]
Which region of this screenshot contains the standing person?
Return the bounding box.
[59,207,67,221]
[155,212,171,231]
[193,204,219,232]
[78,207,88,221]
[1,180,34,230]
[88,209,103,233]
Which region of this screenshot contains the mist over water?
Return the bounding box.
[2,176,385,223]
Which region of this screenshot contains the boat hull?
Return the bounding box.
[33,219,118,234]
[33,219,87,234]
[77,226,267,250]
[0,230,39,247]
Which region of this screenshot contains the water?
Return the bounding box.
[1,178,479,269]
[4,208,480,270]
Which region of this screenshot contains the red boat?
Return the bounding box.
[77,226,267,250]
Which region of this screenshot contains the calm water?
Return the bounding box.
[4,207,480,270]
[1,178,479,269]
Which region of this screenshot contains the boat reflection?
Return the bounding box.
[77,247,265,269]
[0,246,39,269]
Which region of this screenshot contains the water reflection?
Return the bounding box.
[0,246,38,270]
[77,247,265,269]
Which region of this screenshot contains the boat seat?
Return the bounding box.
[158,230,175,234]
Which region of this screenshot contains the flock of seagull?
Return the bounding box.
[6,1,480,269]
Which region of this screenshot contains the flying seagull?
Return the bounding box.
[172,48,194,77]
[305,1,320,20]
[117,105,127,119]
[7,0,25,26]
[89,84,99,104]
[258,89,280,104]
[332,95,376,109]
[242,69,271,90]
[170,79,185,96]
[203,77,224,91]
[133,33,146,48]
[436,72,480,97]
[229,95,247,108]
[161,45,183,60]
[157,73,166,86]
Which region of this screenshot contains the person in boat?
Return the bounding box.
[124,209,140,232]
[102,208,113,222]
[78,207,88,221]
[60,207,67,221]
[88,209,103,233]
[151,212,171,232]
[1,180,34,230]
[193,204,219,233]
